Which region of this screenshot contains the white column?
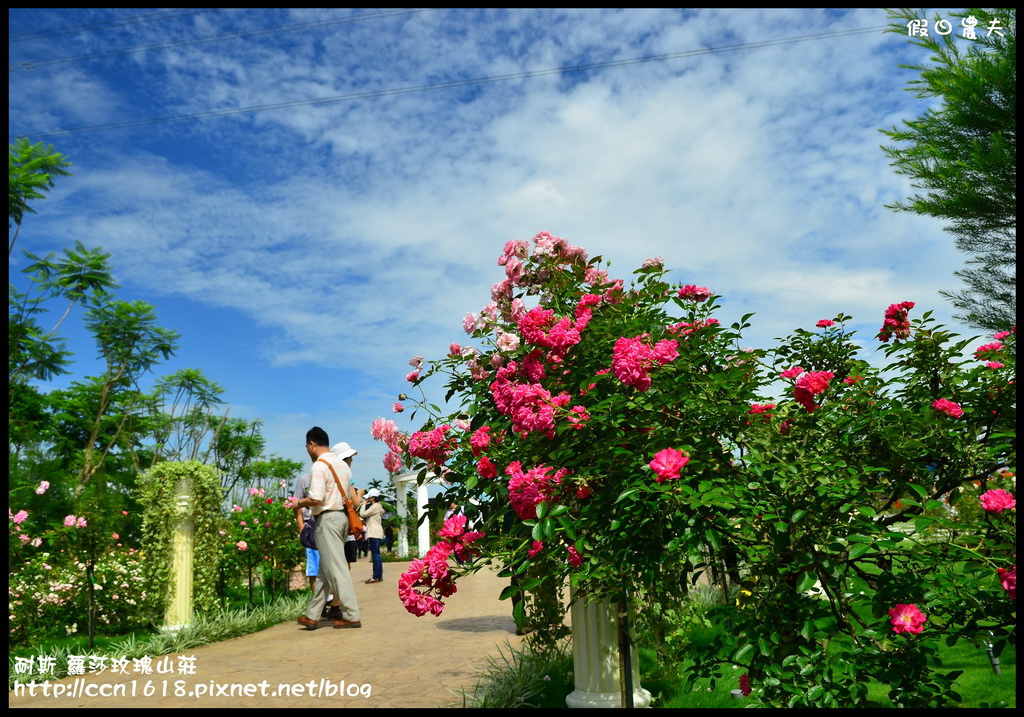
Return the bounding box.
[566,593,651,708]
[416,481,431,557]
[395,479,410,558]
[162,478,194,631]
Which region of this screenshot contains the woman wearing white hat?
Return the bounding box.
[359,487,386,583]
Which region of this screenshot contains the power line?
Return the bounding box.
[9,9,439,71]
[23,24,887,139]
[9,9,224,43]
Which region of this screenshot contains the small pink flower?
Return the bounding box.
[112,533,119,540]
[240,521,247,526]
[393,402,405,413]
[63,515,77,527]
[979,489,1015,513]
[649,448,690,482]
[816,319,835,328]
[409,355,424,368]
[932,398,963,418]
[780,365,804,379]
[121,510,128,516]
[677,284,712,302]
[567,545,583,568]
[18,533,30,544]
[986,362,1005,369]
[76,517,87,527]
[12,510,29,525]
[889,603,926,635]
[35,481,50,495]
[232,505,243,512]
[997,566,1016,599]
[406,369,420,383]
[527,540,544,558]
[236,541,248,551]
[973,342,1004,359]
[265,497,273,504]
[993,330,1011,340]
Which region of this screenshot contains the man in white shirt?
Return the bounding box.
[294,427,361,630]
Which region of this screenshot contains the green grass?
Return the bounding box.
[460,630,1016,708]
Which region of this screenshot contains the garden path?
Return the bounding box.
[8,559,541,709]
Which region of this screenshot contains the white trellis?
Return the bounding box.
[391,471,443,557]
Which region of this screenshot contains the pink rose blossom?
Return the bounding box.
[393,402,405,413]
[477,456,498,479]
[649,448,690,482]
[677,284,712,302]
[793,371,834,413]
[463,312,478,335]
[997,566,1016,599]
[932,398,964,418]
[76,517,87,527]
[232,505,243,512]
[13,510,29,525]
[567,545,583,568]
[63,515,77,527]
[406,369,420,383]
[448,342,462,357]
[383,451,404,474]
[993,330,1011,340]
[985,362,1005,369]
[528,540,544,558]
[35,481,50,495]
[979,488,1015,513]
[112,533,119,540]
[780,366,804,379]
[973,342,1004,359]
[815,319,835,328]
[889,603,926,635]
[409,355,424,368]
[878,301,915,342]
[236,541,248,551]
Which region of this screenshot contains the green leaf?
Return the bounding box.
[732,643,754,663]
[856,505,876,517]
[848,543,871,560]
[615,488,640,503]
[536,501,548,520]
[531,521,544,542]
[796,571,817,593]
[792,509,807,523]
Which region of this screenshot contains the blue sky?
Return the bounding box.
[8,8,979,489]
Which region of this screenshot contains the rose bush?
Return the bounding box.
[374,232,1015,707]
[219,486,302,603]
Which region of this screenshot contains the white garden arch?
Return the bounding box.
[391,471,443,557]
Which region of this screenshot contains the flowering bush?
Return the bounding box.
[219,487,303,603]
[377,232,1016,708]
[8,544,159,646]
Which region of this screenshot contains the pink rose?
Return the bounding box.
[649,448,690,482]
[63,515,77,527]
[393,402,405,413]
[997,566,1016,599]
[12,510,29,525]
[35,481,50,495]
[979,488,1015,513]
[567,545,583,567]
[780,366,804,379]
[888,603,926,635]
[406,369,420,383]
[236,541,248,551]
[816,319,835,328]
[932,398,963,418]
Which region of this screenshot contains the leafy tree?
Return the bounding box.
[75,299,180,495]
[150,368,226,464]
[8,137,72,256]
[882,8,1016,334]
[9,241,118,385]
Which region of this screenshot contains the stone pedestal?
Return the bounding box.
[162,479,194,631]
[566,593,651,708]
